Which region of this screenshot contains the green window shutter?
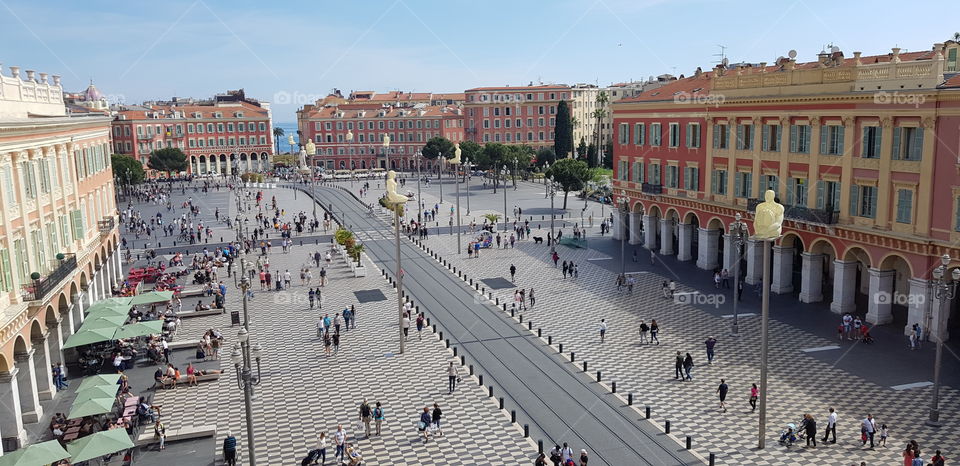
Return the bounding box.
[639,124,645,145]
[684,124,691,148]
[724,125,730,149]
[775,125,782,151]
[891,127,901,160]
[761,125,769,151]
[849,185,860,217]
[712,125,719,148]
[911,127,924,160]
[786,178,795,205]
[639,163,644,183]
[868,187,878,218]
[692,168,699,191]
[861,127,869,157]
[736,125,744,150]
[816,180,825,210]
[711,170,718,194]
[789,125,798,152]
[873,127,882,158]
[804,126,812,153]
[819,126,828,154]
[837,126,845,155]
[0,250,10,291]
[735,173,742,197]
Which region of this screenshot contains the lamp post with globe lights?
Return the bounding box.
[230,328,263,466]
[729,213,748,337]
[464,158,471,214]
[927,254,959,426]
[453,144,463,254]
[346,130,355,186]
[306,140,317,218]
[382,134,391,173]
[501,165,509,230]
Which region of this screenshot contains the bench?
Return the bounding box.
[176,309,224,318]
[178,286,206,297]
[136,424,217,446]
[167,340,199,351]
[153,372,221,389]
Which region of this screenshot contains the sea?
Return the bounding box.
[273,121,299,153]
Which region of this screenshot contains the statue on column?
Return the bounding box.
[384,170,409,205]
[298,147,308,170]
[753,189,784,239]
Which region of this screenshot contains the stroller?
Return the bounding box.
[778,422,806,447]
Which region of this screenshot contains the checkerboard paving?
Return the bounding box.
[149,240,535,465]
[419,229,960,466]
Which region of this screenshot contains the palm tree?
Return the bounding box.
[272,127,285,154]
[593,91,609,167]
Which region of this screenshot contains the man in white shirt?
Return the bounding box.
[861,414,876,448]
[599,319,608,343]
[334,424,347,462]
[822,407,837,443]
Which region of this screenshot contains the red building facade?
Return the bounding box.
[463,85,569,149]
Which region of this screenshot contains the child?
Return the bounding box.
[879,424,887,446]
[837,324,844,341]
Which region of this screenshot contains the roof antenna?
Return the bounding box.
[713,44,727,65]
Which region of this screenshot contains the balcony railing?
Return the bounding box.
[98,217,116,234]
[746,198,838,225]
[20,253,77,302]
[641,183,663,195]
[137,134,155,140]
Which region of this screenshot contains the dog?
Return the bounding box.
[533,236,543,244]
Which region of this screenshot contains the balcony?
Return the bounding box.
[747,199,837,225]
[137,134,155,140]
[20,253,77,302]
[641,183,663,195]
[98,217,116,234]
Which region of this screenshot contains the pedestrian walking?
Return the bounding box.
[510,264,517,282]
[552,251,559,267]
[529,288,536,307]
[668,280,676,298]
[418,407,432,442]
[447,362,458,393]
[639,320,649,344]
[616,274,625,292]
[650,320,660,345]
[549,445,562,466]
[749,383,758,412]
[674,351,684,380]
[861,414,876,448]
[599,319,607,343]
[802,414,817,447]
[308,288,316,309]
[401,313,410,340]
[373,402,384,436]
[334,425,347,461]
[562,261,568,278]
[416,313,425,340]
[704,336,717,364]
[650,250,656,265]
[223,431,237,466]
[332,331,340,353]
[431,403,443,436]
[561,443,574,463]
[580,450,589,466]
[683,353,694,380]
[822,407,837,443]
[316,432,327,464]
[717,379,728,412]
[359,399,372,438]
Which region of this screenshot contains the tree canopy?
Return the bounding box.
[147,148,189,174]
[111,154,145,185]
[422,137,455,160]
[535,147,556,167]
[576,137,588,160]
[554,100,573,158]
[545,158,592,209]
[458,140,483,167]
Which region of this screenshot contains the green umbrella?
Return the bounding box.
[130,291,174,305]
[86,301,131,314]
[76,374,120,392]
[62,327,116,349]
[101,297,133,306]
[66,428,134,462]
[86,306,130,317]
[113,320,164,340]
[78,315,126,330]
[73,384,119,404]
[67,397,115,419]
[0,439,70,466]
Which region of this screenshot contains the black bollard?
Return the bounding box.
[709,453,715,466]
[583,361,588,372]
[548,336,552,345]
[523,424,529,438]
[685,436,692,450]
[469,365,474,375]
[612,381,616,393]
[628,393,633,405]
[511,410,516,423]
[488,386,493,397]
[537,328,542,337]
[665,420,671,434]
[460,355,465,366]
[502,303,507,312]
[570,352,575,362]
[519,315,523,323]
[495,297,499,305]
[645,406,651,419]
[453,347,457,356]
[499,397,504,409]
[478,375,483,386]
[511,309,515,317]
[538,440,544,454]
[439,331,443,340]
[559,343,563,353]
[597,371,601,382]
[445,339,450,348]
[527,321,532,330]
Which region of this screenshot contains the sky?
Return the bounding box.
[1,0,956,123]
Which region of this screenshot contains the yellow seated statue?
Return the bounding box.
[384,170,409,205]
[753,189,784,239]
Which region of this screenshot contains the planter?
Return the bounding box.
[353,265,367,277]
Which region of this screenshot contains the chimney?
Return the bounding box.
[891,47,901,63]
[694,66,702,78]
[853,51,862,66]
[934,43,945,60]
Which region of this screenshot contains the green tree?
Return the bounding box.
[534,147,556,168]
[482,143,510,189]
[603,140,614,169]
[505,145,534,187]
[554,100,573,159]
[586,143,598,167]
[111,154,145,186]
[592,90,609,167]
[458,140,483,178]
[272,127,285,154]
[545,158,591,209]
[576,137,588,160]
[147,147,189,175]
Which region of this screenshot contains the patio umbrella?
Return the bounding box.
[62,327,116,349]
[85,305,130,317]
[0,439,70,466]
[78,315,127,330]
[86,301,131,315]
[67,397,115,419]
[113,320,164,340]
[130,290,174,305]
[76,374,120,391]
[101,297,133,306]
[65,428,134,462]
[73,385,119,404]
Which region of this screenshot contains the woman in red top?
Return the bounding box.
[903,443,916,466]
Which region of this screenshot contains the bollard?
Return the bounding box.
[523,424,529,438]
[445,339,450,348]
[548,336,552,345]
[453,347,457,357]
[478,375,483,386]
[488,386,493,397]
[470,278,473,286]
[709,453,715,466]
[538,440,544,454]
[665,420,670,434]
[583,361,588,372]
[597,371,601,382]
[460,355,465,366]
[519,315,523,323]
[570,352,575,362]
[499,397,504,409]
[559,343,563,353]
[537,328,542,337]
[495,297,499,306]
[612,381,616,393]
[525,321,531,330]
[488,292,493,299]
[469,365,474,375]
[439,331,443,340]
[511,309,515,317]
[645,406,651,419]
[511,410,516,423]
[685,436,692,450]
[502,303,507,312]
[475,283,479,290]
[627,393,633,405]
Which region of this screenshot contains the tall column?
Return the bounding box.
[642,215,657,250]
[659,219,674,256]
[722,234,736,272]
[771,246,795,294]
[799,252,825,303]
[32,339,54,401]
[676,223,694,261]
[930,291,952,342]
[0,368,25,450]
[14,350,42,423]
[628,212,642,245]
[611,211,624,241]
[906,278,932,337]
[74,292,85,329]
[116,247,124,281]
[48,319,65,374]
[830,260,858,314]
[696,228,720,270]
[744,238,763,285]
[866,268,895,325]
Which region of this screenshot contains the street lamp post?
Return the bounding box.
[346,130,355,187]
[464,158,471,214]
[501,164,508,230]
[306,140,317,219]
[543,162,550,198]
[230,329,262,466]
[438,157,444,205]
[927,254,959,426]
[618,198,628,276]
[416,151,423,223]
[382,135,391,174]
[453,144,462,254]
[729,213,747,337]
[548,177,556,254]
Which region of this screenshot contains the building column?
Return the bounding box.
[722,234,735,272]
[14,350,42,423]
[696,228,720,270]
[32,339,54,401]
[799,253,825,303]
[74,292,85,330]
[0,368,25,450]
[830,260,858,314]
[930,291,953,343]
[906,278,932,337]
[866,268,895,325]
[659,219,674,256]
[744,238,764,285]
[628,212,643,245]
[115,247,124,281]
[611,212,625,241]
[676,223,694,261]
[47,319,65,373]
[642,215,657,250]
[771,246,795,294]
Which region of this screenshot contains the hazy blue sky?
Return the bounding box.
[1,0,955,122]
